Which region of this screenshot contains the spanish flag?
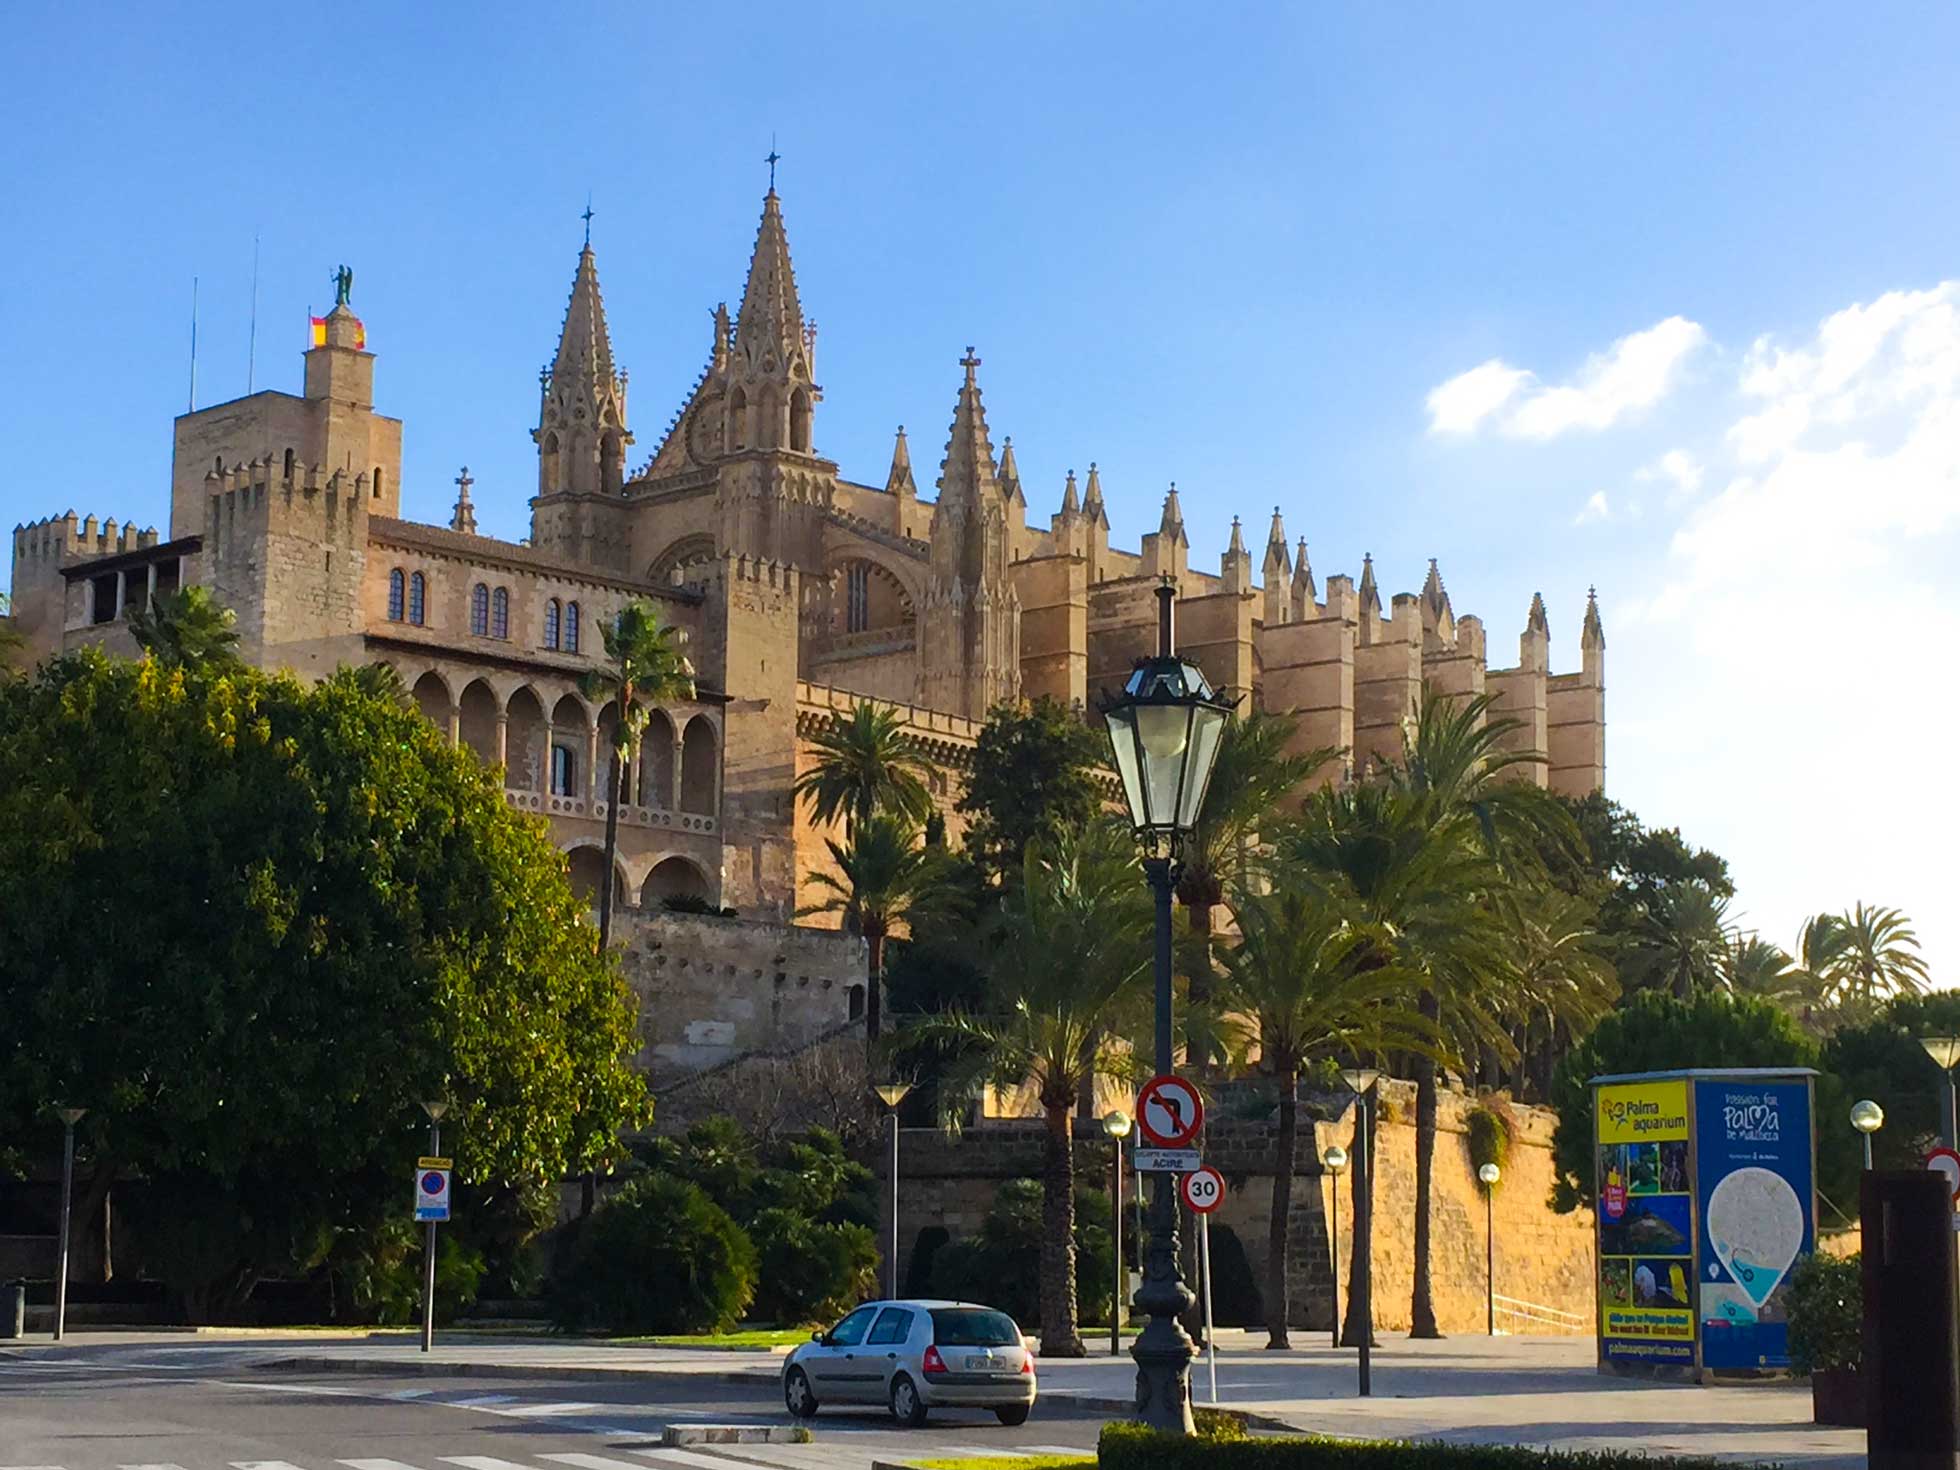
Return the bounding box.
[310,315,327,347]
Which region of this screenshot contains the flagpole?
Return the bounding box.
[247,231,260,393]
[188,276,199,413]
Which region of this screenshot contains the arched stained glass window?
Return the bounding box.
[471,583,489,636]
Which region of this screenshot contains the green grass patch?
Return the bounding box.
[1099,1423,1780,1470]
[617,1327,813,1349]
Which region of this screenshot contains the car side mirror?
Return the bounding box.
[812,1330,825,1344]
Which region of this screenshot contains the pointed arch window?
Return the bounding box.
[847,565,870,632]
[544,598,562,650]
[471,583,490,636]
[387,569,405,622]
[565,601,581,654]
[550,744,577,797]
[491,586,510,640]
[408,572,426,626]
[283,448,296,480]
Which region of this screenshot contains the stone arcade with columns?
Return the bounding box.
[7,185,1605,1083]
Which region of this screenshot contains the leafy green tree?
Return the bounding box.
[1175,710,1335,1065]
[930,821,1153,1356]
[0,591,26,675]
[927,1179,1119,1330]
[1817,990,1960,1211]
[1548,990,1817,1212]
[801,814,960,1046]
[1620,879,1734,1000]
[0,651,649,1319]
[956,697,1107,887]
[550,1174,756,1334]
[126,584,242,668]
[1212,878,1430,1347]
[749,1207,880,1325]
[578,600,695,949]
[795,701,934,835]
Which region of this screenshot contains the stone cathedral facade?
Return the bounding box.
[7,186,1604,1067]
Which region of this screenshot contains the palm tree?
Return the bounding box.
[931,821,1154,1357]
[1623,879,1732,1000]
[800,814,959,1047]
[794,701,934,837]
[1173,710,1336,1066]
[1723,934,1802,1004]
[578,600,695,949]
[338,661,411,706]
[1494,888,1618,1098]
[127,585,241,668]
[1212,878,1430,1348]
[1829,903,1931,1021]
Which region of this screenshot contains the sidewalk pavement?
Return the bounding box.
[15,1328,1861,1467]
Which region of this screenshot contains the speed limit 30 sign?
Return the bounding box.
[1180,1164,1226,1214]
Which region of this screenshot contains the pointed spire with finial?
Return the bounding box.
[1160,482,1188,544]
[1292,536,1317,605]
[1059,468,1080,517]
[936,348,999,516]
[1262,506,1291,579]
[733,185,809,376]
[1227,516,1246,555]
[1582,585,1606,649]
[1082,462,1109,528]
[1358,552,1381,615]
[1527,590,1550,637]
[997,435,1025,508]
[536,226,631,494]
[450,466,477,535]
[885,425,917,498]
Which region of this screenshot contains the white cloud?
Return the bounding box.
[1426,316,1708,439]
[1609,281,1960,975]
[1573,490,1611,525]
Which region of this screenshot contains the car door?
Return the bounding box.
[806,1305,879,1399]
[863,1306,916,1399]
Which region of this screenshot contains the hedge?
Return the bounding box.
[1097,1424,1778,1470]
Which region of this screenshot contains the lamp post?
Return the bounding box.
[1322,1144,1348,1350]
[420,1099,448,1354]
[1100,578,1235,1435]
[52,1107,85,1342]
[1339,1067,1381,1397]
[874,1082,913,1299]
[1850,1099,1885,1171]
[1103,1110,1133,1355]
[1922,1038,1960,1150]
[1478,1162,1502,1336]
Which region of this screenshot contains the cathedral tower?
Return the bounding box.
[531,236,632,567]
[919,350,1020,720]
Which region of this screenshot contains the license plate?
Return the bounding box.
[965,1354,994,1369]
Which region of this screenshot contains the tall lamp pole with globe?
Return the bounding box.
[1478,1162,1502,1336]
[1322,1144,1348,1350]
[1100,578,1235,1434]
[1103,1110,1133,1355]
[1922,1037,1960,1150]
[1850,1099,1885,1171]
[52,1106,86,1342]
[874,1082,913,1300]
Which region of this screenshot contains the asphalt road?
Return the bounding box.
[0,1348,1104,1470]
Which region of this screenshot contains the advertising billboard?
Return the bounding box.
[1595,1079,1695,1366]
[1694,1078,1814,1371]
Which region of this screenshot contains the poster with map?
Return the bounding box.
[1694,1078,1813,1371]
[1595,1079,1695,1365]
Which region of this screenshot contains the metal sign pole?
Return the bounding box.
[422,1119,439,1354]
[1200,1211,1217,1404]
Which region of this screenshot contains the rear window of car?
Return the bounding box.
[930,1307,1020,1346]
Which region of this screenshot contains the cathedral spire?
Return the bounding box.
[1582,586,1606,649]
[1527,590,1550,637]
[1358,552,1381,615]
[1422,558,1453,624]
[1082,462,1109,528]
[535,237,631,496]
[1292,536,1317,612]
[997,435,1025,508]
[1059,468,1080,516]
[450,466,477,535]
[1160,483,1188,544]
[732,189,809,377]
[937,348,999,513]
[885,425,917,497]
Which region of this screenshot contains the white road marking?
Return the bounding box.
[234,1461,314,1470]
[448,1395,519,1408]
[388,1388,434,1400]
[119,1464,190,1470]
[2,1463,69,1470]
[342,1459,431,1470]
[632,1450,771,1470]
[441,1459,539,1470]
[542,1456,677,1470]
[500,1401,604,1417]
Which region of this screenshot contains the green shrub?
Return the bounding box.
[1466,1101,1515,1180]
[332,1218,486,1326]
[1787,1249,1861,1374]
[549,1173,755,1334]
[1098,1422,1778,1470]
[749,1207,879,1326]
[927,1178,1114,1327]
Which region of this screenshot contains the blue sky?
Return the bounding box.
[6,3,1958,973]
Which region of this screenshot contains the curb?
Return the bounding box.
[252,1355,778,1388]
[1042,1393,1293,1435]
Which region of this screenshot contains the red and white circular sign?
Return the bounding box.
[1136,1074,1204,1149]
[1180,1165,1226,1214]
[1927,1146,1960,1201]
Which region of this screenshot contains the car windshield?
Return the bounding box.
[930,1307,1020,1347]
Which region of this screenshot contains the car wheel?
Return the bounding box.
[889,1373,928,1428]
[995,1404,1030,1427]
[784,1366,819,1419]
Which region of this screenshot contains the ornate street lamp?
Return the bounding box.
[1923,1037,1960,1149]
[1478,1162,1502,1336]
[874,1082,913,1300]
[1102,1110,1133,1356]
[1339,1066,1382,1396]
[1322,1144,1348,1350]
[1101,579,1237,1434]
[1850,1098,1885,1171]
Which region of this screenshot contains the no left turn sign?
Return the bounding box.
[1137,1074,1204,1149]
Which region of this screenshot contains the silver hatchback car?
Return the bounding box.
[783,1298,1037,1427]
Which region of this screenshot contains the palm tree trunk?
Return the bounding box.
[1189,899,1214,1072]
[1041,1099,1085,1357]
[597,745,623,948]
[1265,1067,1297,1349]
[1410,991,1443,1338]
[865,930,884,1047]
